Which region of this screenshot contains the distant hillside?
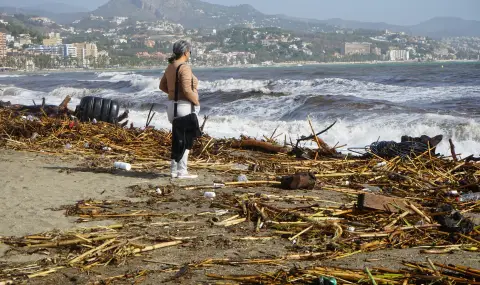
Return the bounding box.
[410,17,480,38]
[1,0,478,38]
[321,18,402,32]
[318,17,480,38]
[92,0,332,32]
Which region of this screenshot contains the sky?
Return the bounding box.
[5,0,480,25]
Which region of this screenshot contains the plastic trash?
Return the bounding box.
[362,185,382,193]
[347,226,355,232]
[65,143,72,149]
[374,161,387,169]
[446,190,459,196]
[318,276,337,285]
[102,146,112,151]
[114,162,132,171]
[215,210,229,216]
[30,132,39,140]
[458,192,480,202]
[84,142,90,148]
[92,118,98,124]
[204,192,216,199]
[237,174,248,182]
[156,188,163,195]
[213,183,225,189]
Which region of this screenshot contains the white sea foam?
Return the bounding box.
[101,73,479,103]
[0,74,25,78]
[142,111,480,157]
[199,77,480,103]
[95,71,132,78]
[2,72,480,157]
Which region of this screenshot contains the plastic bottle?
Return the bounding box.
[458,192,480,202]
[204,192,216,199]
[114,162,132,171]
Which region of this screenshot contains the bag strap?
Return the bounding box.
[174,63,185,118]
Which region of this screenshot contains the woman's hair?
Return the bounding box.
[168,40,191,64]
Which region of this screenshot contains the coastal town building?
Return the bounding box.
[73,42,98,66]
[25,45,63,57]
[0,32,6,57]
[6,34,14,43]
[18,34,32,46]
[389,49,410,61]
[63,44,77,58]
[43,37,62,46]
[343,42,371,55]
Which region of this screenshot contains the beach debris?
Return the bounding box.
[280,172,316,190]
[361,184,382,193]
[1,106,480,284]
[458,192,480,202]
[0,96,72,117]
[357,193,412,213]
[433,204,476,234]
[204,192,216,199]
[366,134,443,159]
[208,261,480,284]
[231,138,290,154]
[237,174,248,182]
[113,161,132,171]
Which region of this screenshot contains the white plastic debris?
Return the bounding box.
[374,161,387,169]
[213,183,225,189]
[204,192,216,199]
[114,162,132,171]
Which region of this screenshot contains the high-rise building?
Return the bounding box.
[0,32,6,57]
[73,42,98,66]
[389,50,410,61]
[343,42,371,55]
[63,44,77,58]
[372,47,382,56]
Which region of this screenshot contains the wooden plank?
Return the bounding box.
[357,193,411,213]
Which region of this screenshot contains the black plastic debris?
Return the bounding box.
[433,204,475,234]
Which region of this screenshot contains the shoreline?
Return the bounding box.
[2,59,478,75]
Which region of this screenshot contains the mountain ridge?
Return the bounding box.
[1,0,478,38]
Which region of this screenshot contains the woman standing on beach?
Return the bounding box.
[160,40,201,179]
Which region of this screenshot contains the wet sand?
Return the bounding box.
[0,149,478,284]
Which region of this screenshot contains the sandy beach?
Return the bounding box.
[0,148,479,284]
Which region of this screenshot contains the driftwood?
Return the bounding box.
[231,139,290,154]
[0,96,73,117]
[357,193,411,213]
